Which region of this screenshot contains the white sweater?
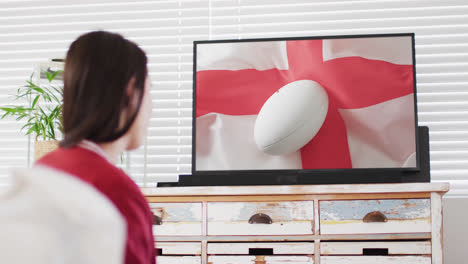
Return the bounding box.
[0,166,126,264]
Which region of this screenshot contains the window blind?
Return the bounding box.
[0,0,208,187]
[0,0,467,196]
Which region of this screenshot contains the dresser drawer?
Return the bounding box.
[208,256,314,264]
[156,242,201,255]
[208,242,314,255]
[321,241,431,255]
[321,256,430,264]
[157,256,201,264]
[319,199,431,235]
[149,202,202,236]
[207,201,314,235]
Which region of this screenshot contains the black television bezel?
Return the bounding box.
[190,32,423,186]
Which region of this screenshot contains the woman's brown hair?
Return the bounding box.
[60,31,148,148]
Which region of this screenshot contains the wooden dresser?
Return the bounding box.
[143,183,449,264]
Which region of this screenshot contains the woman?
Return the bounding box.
[37,31,155,264]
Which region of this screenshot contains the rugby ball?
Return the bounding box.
[254,80,328,155]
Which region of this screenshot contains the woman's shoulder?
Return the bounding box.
[36,147,139,193]
[37,146,150,215]
[37,146,107,170]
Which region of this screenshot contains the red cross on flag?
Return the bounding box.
[195,36,416,171]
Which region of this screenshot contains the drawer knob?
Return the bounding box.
[153,214,163,225]
[363,211,388,223]
[254,256,266,264]
[248,213,273,224]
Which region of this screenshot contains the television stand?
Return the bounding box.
[143,182,449,264]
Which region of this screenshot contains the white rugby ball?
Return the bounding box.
[254,80,329,155]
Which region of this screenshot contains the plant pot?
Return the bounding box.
[34,140,59,160]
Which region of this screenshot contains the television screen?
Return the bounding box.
[192,33,419,182]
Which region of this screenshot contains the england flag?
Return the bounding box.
[195,36,416,171]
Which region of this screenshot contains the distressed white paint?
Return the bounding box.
[207,201,314,235]
[431,192,444,264]
[202,240,207,264]
[154,233,430,242]
[156,242,201,255]
[314,239,320,264]
[320,199,431,235]
[149,202,202,236]
[320,241,431,255]
[153,222,202,236]
[314,199,321,264]
[208,255,314,263]
[208,221,313,236]
[320,219,431,235]
[142,183,449,197]
[314,199,320,234]
[321,256,431,264]
[149,203,203,221]
[202,202,208,236]
[320,199,430,220]
[207,242,314,255]
[156,256,201,264]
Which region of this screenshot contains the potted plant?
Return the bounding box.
[0,69,63,160]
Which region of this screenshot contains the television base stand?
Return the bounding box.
[144,182,449,264]
[171,126,430,187]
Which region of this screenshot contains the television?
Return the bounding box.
[182,33,428,187]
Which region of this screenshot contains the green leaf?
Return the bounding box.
[47,70,62,82]
[26,116,36,124]
[41,86,58,103]
[31,86,45,94]
[26,126,35,136]
[15,113,27,121]
[49,87,62,103]
[31,95,40,108]
[46,71,52,82]
[1,71,64,140]
[51,86,63,96]
[0,112,9,119]
[48,121,55,139]
[48,109,56,121]
[51,106,59,120]
[0,106,32,115]
[16,92,30,100]
[21,122,34,130]
[40,122,46,141]
[26,123,40,136]
[0,107,14,113]
[26,81,40,90]
[38,107,47,117]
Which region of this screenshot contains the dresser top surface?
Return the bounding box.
[142,182,449,197]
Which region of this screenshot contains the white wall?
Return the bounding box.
[444,197,468,264]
